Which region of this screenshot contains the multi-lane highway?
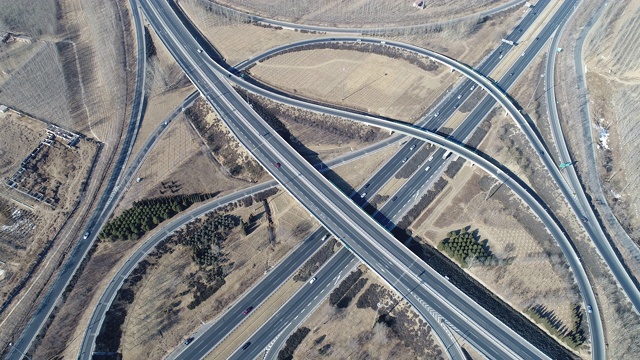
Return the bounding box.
[5,1,148,358]
[140,0,554,359]
[79,122,405,359]
[196,20,607,360]
[151,0,608,358]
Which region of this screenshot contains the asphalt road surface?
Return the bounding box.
[141,0,556,359]
[80,126,403,359]
[150,0,604,358]
[5,1,147,358]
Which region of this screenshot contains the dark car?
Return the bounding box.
[581,217,589,223]
[274,162,281,168]
[242,342,251,350]
[392,196,398,201]
[243,306,253,315]
[184,337,194,346]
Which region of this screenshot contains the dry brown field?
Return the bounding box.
[116,114,250,215]
[323,142,400,196]
[126,24,194,169]
[239,92,391,163]
[118,193,316,359]
[199,0,512,28]
[179,0,325,65]
[0,114,100,354]
[1,0,143,355]
[293,269,445,360]
[553,0,640,356]
[31,236,142,359]
[580,0,640,234]
[411,164,583,350]
[394,3,525,66]
[250,48,453,122]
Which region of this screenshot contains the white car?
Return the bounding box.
[309,277,317,284]
[83,231,90,239]
[587,305,592,313]
[425,166,431,171]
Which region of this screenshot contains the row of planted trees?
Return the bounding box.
[99,193,216,241]
[437,227,494,268]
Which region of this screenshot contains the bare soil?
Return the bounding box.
[179,0,325,66]
[412,165,582,344]
[294,270,445,359]
[0,123,99,355]
[197,0,512,28]
[0,112,47,179]
[249,47,453,122]
[118,193,316,359]
[116,114,251,215]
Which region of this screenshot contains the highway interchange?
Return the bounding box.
[158,0,604,360]
[139,0,560,358]
[7,0,640,359]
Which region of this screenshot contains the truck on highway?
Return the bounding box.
[442,150,452,160]
[501,38,516,46]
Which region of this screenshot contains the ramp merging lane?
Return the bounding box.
[144,0,608,359]
[185,2,606,357]
[79,124,403,359]
[140,0,552,359]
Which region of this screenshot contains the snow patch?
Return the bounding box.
[593,118,610,150]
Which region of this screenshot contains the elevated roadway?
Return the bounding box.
[155,0,595,358]
[140,0,554,358]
